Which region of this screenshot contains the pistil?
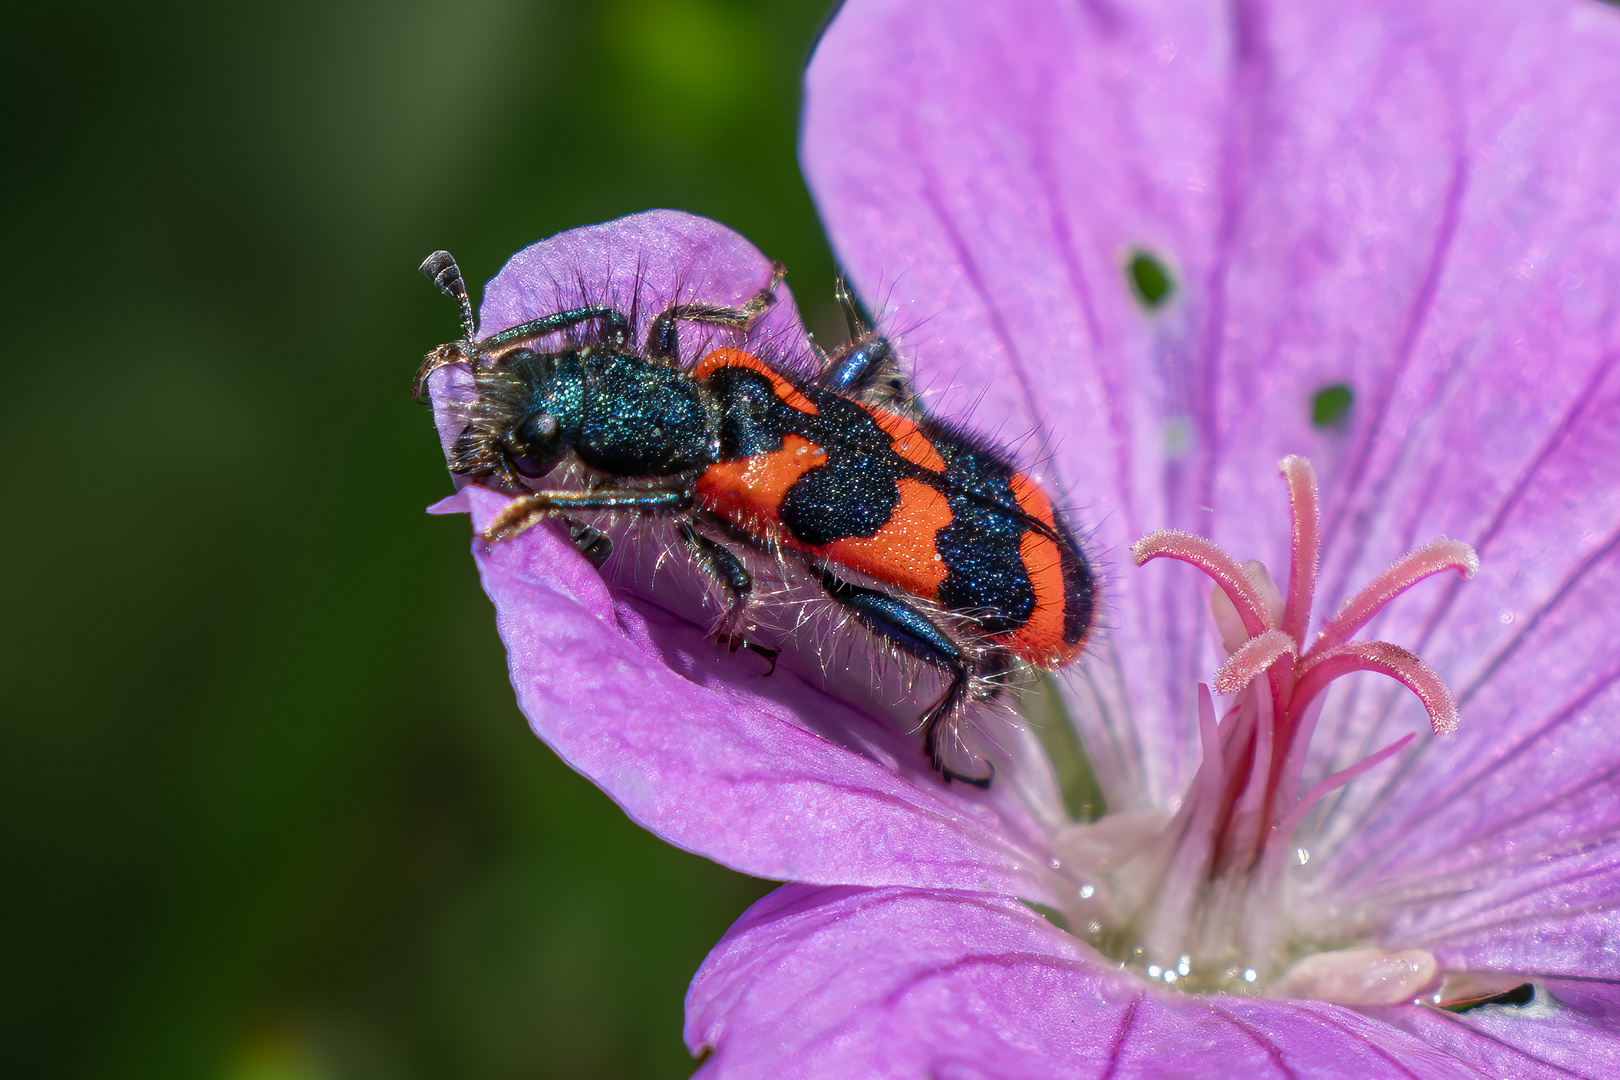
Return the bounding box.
[1088,457,1477,995]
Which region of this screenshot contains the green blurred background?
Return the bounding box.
[2,1,839,1076]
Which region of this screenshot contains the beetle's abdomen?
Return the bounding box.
[693,349,1095,665]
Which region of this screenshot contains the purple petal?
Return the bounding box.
[805,0,1620,947]
[427,211,1066,896]
[1369,980,1620,1080]
[686,884,1488,1078]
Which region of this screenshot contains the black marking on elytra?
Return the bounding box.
[706,363,1085,639]
[776,395,906,545]
[706,365,789,460]
[931,441,1036,636]
[1054,515,1098,647]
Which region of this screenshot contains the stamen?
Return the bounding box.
[1276,732,1416,842]
[1311,538,1479,655]
[1117,456,1474,990]
[1278,456,1320,646]
[1213,629,1296,695]
[1138,686,1227,959]
[1293,640,1460,735]
[1132,530,1276,637]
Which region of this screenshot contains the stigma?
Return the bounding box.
[1065,456,1477,1000]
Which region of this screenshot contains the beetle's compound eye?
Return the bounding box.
[511,411,564,477]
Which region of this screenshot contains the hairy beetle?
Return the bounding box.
[416,250,1096,784]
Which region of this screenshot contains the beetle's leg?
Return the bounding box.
[561,517,613,568]
[817,571,992,786]
[972,647,1018,702]
[413,341,472,403]
[646,263,786,363]
[416,305,637,403]
[675,521,780,672]
[816,274,892,392]
[816,332,894,396]
[676,522,752,630]
[483,487,692,542]
[814,275,918,409]
[482,305,633,351]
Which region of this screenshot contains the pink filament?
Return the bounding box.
[1279,456,1321,646]
[1132,530,1276,638]
[1276,733,1416,843]
[1293,641,1460,736]
[1128,456,1473,973]
[1311,538,1479,656]
[1214,629,1296,695]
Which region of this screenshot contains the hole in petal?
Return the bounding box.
[1126,249,1174,309]
[1310,382,1355,430]
[1162,416,1193,459]
[1021,899,1072,932]
[1445,984,1529,1016]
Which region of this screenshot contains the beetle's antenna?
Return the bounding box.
[411,250,482,403]
[420,250,478,342]
[834,270,875,338]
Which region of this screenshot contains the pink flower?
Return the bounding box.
[425,0,1620,1073]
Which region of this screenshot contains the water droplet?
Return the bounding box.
[1294,846,1311,866]
[1499,610,1515,625]
[1049,858,1062,871]
[1146,964,1162,979]
[1162,969,1179,984]
[1079,884,1096,899]
[1177,955,1192,977]
[1243,969,1258,983]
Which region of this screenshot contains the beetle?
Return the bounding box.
[415,250,1096,784]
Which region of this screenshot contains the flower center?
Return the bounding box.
[1061,456,1477,998]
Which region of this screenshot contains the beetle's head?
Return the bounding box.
[446,346,580,488]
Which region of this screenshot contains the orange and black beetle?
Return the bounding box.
[416,251,1095,784]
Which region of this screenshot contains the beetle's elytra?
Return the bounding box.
[417,250,1096,785]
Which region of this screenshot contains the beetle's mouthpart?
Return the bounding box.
[1064,456,1477,999]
